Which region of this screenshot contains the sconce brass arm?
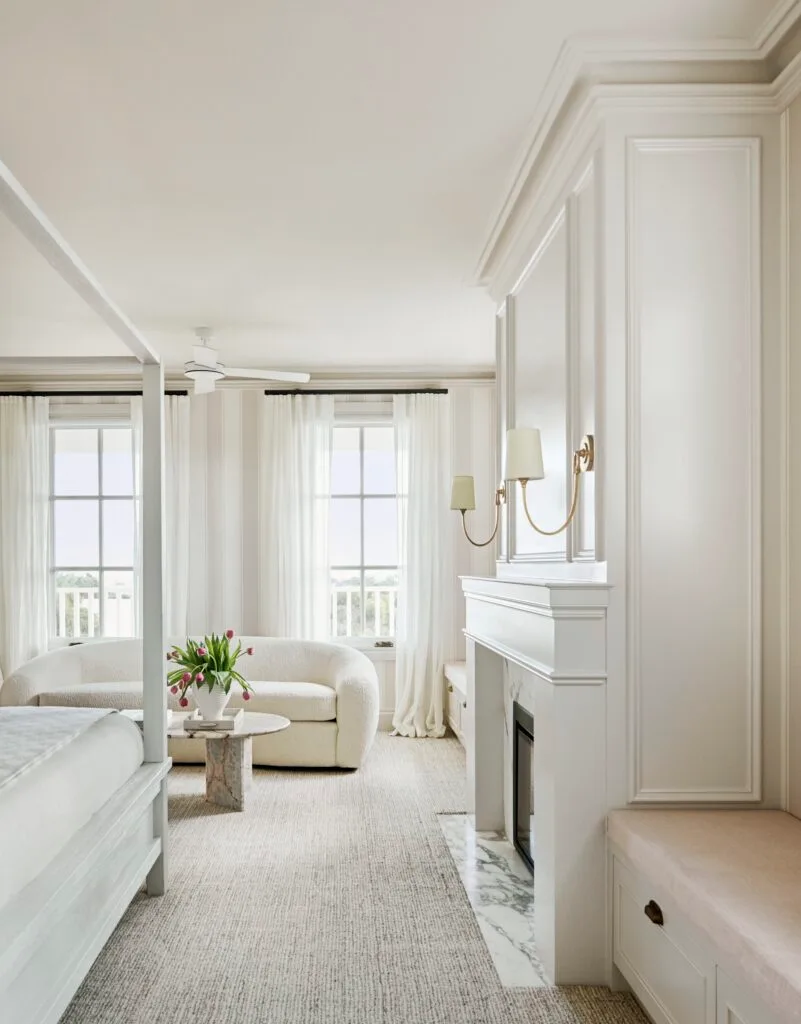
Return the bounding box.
[519,435,594,537]
[460,485,506,548]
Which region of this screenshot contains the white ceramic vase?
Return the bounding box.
[192,677,231,720]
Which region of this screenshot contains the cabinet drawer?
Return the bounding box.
[613,858,714,1024]
[716,967,780,1024]
[446,689,461,737]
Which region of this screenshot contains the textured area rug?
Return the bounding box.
[63,734,646,1024]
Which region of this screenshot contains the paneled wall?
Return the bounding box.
[626,138,762,801]
[500,161,599,567]
[787,96,801,817]
[491,108,784,809]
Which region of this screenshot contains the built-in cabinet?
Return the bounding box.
[610,851,781,1024]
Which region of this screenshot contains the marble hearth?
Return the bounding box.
[461,575,611,985]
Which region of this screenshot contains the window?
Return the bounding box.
[330,425,398,640]
[50,426,137,640]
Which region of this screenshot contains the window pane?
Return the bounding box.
[102,500,135,566]
[331,428,360,494]
[364,569,399,638]
[363,497,398,565]
[330,569,362,637]
[54,569,100,638]
[54,500,99,566]
[330,497,361,565]
[363,427,395,494]
[53,429,98,496]
[102,429,134,495]
[103,570,135,637]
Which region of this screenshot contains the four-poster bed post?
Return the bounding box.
[0,155,171,1021]
[142,361,168,894]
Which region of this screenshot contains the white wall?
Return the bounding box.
[490,107,785,809]
[786,96,801,817]
[449,384,497,659]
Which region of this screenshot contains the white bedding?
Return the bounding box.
[0,711,143,913]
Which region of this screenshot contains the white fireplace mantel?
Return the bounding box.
[461,574,611,985]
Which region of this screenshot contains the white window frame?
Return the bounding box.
[330,416,398,649]
[48,419,138,645]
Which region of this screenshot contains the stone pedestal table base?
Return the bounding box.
[205,735,253,811]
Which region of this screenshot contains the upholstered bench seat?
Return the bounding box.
[608,809,801,1023]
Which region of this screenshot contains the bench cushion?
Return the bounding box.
[608,809,801,1023]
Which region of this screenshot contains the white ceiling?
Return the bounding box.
[0,0,783,373]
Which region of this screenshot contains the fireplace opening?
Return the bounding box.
[512,701,534,872]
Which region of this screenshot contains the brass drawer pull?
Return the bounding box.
[644,900,664,926]
[447,684,454,692]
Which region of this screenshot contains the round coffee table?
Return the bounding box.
[168,711,290,811]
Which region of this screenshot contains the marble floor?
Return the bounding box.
[438,813,547,987]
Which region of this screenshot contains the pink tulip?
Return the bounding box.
[226,629,235,640]
[170,685,179,694]
[179,697,188,708]
[242,690,251,701]
[246,646,255,656]
[195,672,205,684]
[197,646,207,657]
[182,672,192,683]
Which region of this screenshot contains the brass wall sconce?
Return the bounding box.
[451,428,595,548]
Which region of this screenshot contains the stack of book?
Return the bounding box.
[182,708,244,732]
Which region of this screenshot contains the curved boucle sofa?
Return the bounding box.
[0,638,379,768]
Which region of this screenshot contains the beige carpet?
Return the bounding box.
[62,735,646,1024]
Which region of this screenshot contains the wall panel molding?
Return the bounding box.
[627,136,762,803]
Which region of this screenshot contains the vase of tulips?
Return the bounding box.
[166,630,255,720]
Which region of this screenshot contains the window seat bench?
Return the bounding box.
[444,661,467,745]
[608,809,801,1024]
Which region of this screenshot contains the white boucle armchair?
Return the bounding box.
[0,637,379,769]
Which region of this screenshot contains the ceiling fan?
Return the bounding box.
[183,328,311,394]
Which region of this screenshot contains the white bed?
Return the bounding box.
[0,710,144,914]
[0,707,169,1024]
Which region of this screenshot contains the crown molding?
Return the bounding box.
[0,363,495,392]
[755,0,801,54]
[473,10,801,290]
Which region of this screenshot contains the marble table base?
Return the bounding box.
[205,734,253,811]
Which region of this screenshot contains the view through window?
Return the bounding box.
[330,425,398,639]
[50,426,137,639]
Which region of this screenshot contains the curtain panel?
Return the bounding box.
[392,392,452,738]
[0,396,50,676]
[259,394,334,639]
[135,391,333,640]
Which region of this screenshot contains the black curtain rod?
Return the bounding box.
[264,387,448,396]
[0,389,189,397]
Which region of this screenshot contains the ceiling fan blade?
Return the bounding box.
[193,374,216,395]
[192,345,219,370]
[225,367,311,384]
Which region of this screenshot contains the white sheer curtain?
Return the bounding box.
[259,394,334,639]
[392,392,452,738]
[0,397,50,676]
[136,391,260,636]
[163,396,192,635]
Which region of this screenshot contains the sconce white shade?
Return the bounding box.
[450,475,476,511]
[506,428,545,481]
